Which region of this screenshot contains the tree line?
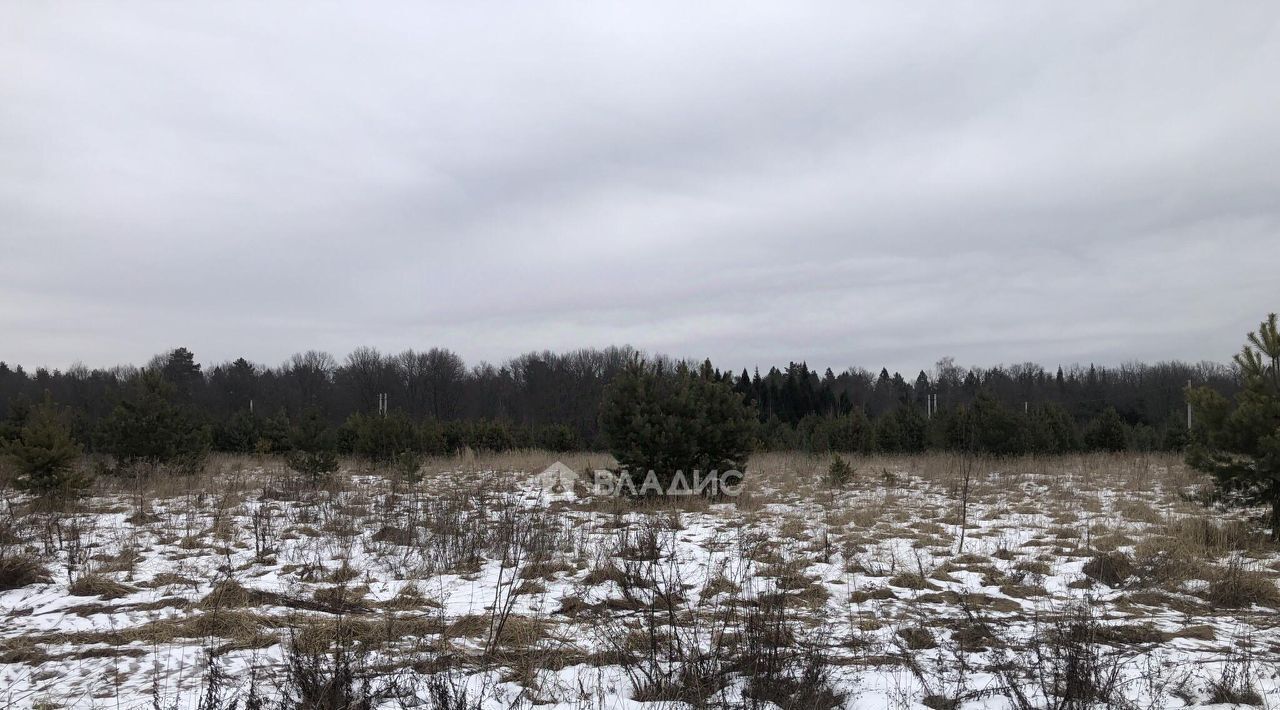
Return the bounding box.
[0,345,1238,464]
[5,315,1275,538]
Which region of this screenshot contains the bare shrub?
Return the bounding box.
[251,502,278,562]
[1205,645,1263,706]
[975,603,1132,710]
[278,619,413,710]
[598,522,736,706]
[417,488,491,574]
[421,668,482,710]
[740,594,844,709]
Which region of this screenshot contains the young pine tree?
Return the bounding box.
[286,407,339,483]
[4,395,87,497]
[600,359,755,494]
[829,409,873,453]
[966,393,1028,456]
[96,371,209,472]
[1084,407,1128,452]
[213,410,259,454]
[873,411,904,453]
[345,411,419,462]
[256,409,292,454]
[0,392,33,443]
[1187,313,1280,539]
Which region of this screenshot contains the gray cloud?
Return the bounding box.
[2,1,1277,374]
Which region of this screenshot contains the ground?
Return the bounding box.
[1,451,1278,709]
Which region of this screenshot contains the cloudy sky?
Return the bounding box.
[2,2,1277,374]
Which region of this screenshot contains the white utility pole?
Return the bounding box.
[1186,379,1192,429]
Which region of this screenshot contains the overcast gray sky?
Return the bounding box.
[2,2,1278,374]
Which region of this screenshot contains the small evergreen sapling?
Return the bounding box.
[827,455,855,487]
[95,370,209,472]
[0,393,33,443]
[3,395,87,497]
[286,407,339,483]
[392,450,424,483]
[1188,313,1280,539]
[600,359,756,494]
[344,410,419,462]
[1084,407,1128,452]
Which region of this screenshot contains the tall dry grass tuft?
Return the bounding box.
[1205,556,1280,608]
[0,551,49,590]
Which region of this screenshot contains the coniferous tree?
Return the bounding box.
[1084,407,1128,452]
[286,407,339,482]
[1129,423,1159,452]
[1188,313,1280,538]
[210,357,257,413]
[800,412,862,453]
[535,423,578,452]
[946,404,978,453]
[160,347,203,403]
[873,411,904,453]
[758,414,797,450]
[448,418,518,451]
[798,414,831,452]
[1160,411,1189,451]
[970,393,1026,456]
[256,409,292,454]
[892,406,928,452]
[1025,402,1079,454]
[419,418,448,456]
[213,410,259,453]
[601,359,755,493]
[3,395,87,497]
[836,409,874,453]
[345,411,419,462]
[0,392,33,443]
[96,371,209,471]
[914,371,931,408]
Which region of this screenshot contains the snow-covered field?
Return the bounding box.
[1,452,1278,709]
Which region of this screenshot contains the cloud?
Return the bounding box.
[2,1,1277,373]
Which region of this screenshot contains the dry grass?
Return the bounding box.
[288,615,444,654]
[68,574,136,599]
[327,562,361,584]
[199,578,259,609]
[3,451,1279,709]
[1083,551,1135,587]
[0,552,49,590]
[1205,557,1280,608]
[1161,517,1275,557]
[19,609,275,649]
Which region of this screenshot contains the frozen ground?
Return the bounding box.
[1,451,1278,709]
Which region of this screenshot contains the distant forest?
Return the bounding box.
[0,346,1238,457]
